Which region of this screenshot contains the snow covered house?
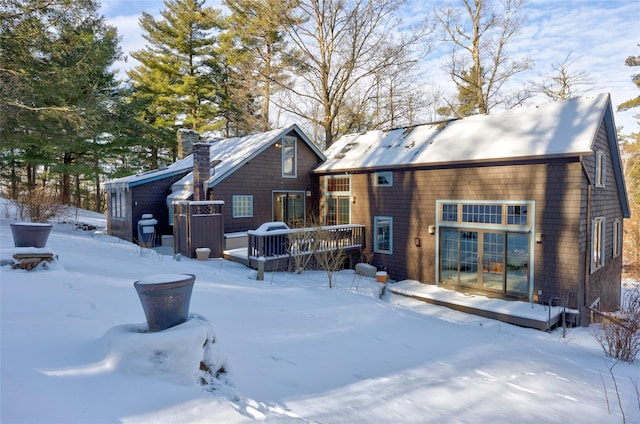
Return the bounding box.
[314,94,629,324]
[103,124,325,244]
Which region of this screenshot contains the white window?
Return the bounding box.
[374,171,393,187]
[595,151,606,188]
[110,190,126,219]
[591,217,605,273]
[325,176,351,225]
[374,216,393,254]
[613,219,622,258]
[232,195,253,218]
[282,136,297,178]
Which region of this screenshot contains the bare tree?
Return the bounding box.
[435,0,533,117]
[534,53,593,100]
[311,227,348,288]
[277,0,432,147]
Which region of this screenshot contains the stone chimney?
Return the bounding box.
[177,129,199,160]
[192,142,211,201]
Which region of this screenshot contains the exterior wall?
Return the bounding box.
[106,171,190,243]
[212,129,323,233]
[582,121,624,313]
[318,120,624,319]
[107,189,134,242]
[322,159,586,305]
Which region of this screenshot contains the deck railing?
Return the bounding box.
[247,224,365,262]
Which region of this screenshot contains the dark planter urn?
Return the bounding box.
[10,222,53,248]
[134,274,195,332]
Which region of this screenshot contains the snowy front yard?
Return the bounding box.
[1,207,638,423]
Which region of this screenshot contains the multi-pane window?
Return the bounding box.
[439,202,530,227]
[232,195,253,218]
[596,151,606,188]
[110,190,126,219]
[613,219,622,258]
[374,171,393,187]
[327,177,350,192]
[507,205,528,225]
[327,197,350,225]
[441,203,458,222]
[462,204,502,224]
[591,217,605,272]
[325,176,351,225]
[282,137,297,177]
[374,216,392,254]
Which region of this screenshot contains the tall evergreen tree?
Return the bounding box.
[618,44,640,114]
[127,0,223,139]
[0,0,122,205]
[222,0,297,132]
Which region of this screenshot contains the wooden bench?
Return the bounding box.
[12,253,57,271]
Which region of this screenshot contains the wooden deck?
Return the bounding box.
[244,224,365,272]
[388,280,569,331]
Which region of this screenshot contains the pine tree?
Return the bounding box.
[127,0,223,136]
[618,45,640,113]
[222,0,298,132]
[0,0,122,205]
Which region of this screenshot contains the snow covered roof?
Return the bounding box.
[172,123,324,192]
[102,155,193,190]
[103,123,323,191]
[316,94,615,172]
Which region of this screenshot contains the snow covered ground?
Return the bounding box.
[1,200,638,423]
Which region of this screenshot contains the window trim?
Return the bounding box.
[373,171,393,187]
[282,136,297,178]
[595,150,606,188]
[374,216,393,255]
[110,190,127,220]
[324,175,351,225]
[591,216,606,273]
[613,219,622,258]
[437,200,532,229]
[232,195,254,218]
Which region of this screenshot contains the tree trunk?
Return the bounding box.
[61,152,73,204]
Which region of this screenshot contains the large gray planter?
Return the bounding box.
[134,274,195,332]
[10,222,53,248]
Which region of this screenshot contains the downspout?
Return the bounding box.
[581,156,592,326]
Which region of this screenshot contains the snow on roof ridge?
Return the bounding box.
[317,94,611,172]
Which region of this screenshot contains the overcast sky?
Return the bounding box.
[99,0,640,135]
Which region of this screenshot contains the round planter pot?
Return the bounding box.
[195,248,211,261]
[10,222,53,248]
[134,274,195,332]
[375,271,388,284]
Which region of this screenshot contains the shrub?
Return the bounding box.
[12,188,66,223]
[595,285,640,363]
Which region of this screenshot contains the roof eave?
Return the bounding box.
[313,152,589,175]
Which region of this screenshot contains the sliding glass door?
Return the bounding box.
[440,228,529,297]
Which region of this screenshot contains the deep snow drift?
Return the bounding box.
[1,201,638,423]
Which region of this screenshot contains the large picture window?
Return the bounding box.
[282,136,297,178]
[437,200,533,298]
[374,216,393,254]
[232,195,253,218]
